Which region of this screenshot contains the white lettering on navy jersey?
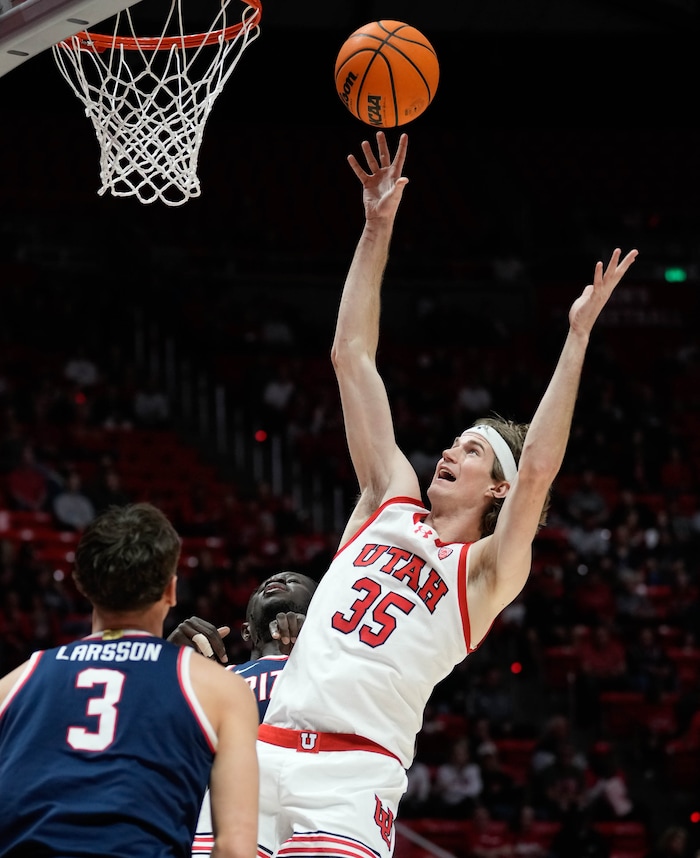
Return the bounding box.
[55,641,163,662]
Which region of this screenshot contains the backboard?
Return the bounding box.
[0,0,141,76]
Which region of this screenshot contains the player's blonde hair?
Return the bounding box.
[475,415,551,536]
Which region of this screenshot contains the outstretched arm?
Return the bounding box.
[469,248,639,636]
[331,132,421,543]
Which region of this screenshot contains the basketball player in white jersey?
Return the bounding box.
[256,131,638,858]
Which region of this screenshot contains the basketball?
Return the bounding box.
[334,21,439,128]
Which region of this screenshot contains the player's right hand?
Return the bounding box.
[167,616,230,664]
[270,611,306,654]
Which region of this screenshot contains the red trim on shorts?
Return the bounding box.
[279,832,381,858]
[258,724,401,763]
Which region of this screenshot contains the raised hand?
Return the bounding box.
[347,131,409,221]
[569,247,638,335]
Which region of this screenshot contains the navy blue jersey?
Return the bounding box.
[230,654,288,721]
[0,631,217,858]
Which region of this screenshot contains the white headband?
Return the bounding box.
[461,425,518,483]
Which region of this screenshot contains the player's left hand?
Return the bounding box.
[270,611,306,655]
[569,247,638,334]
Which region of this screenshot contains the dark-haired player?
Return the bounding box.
[0,502,259,858]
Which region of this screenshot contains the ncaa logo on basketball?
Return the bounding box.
[298,732,320,752]
[367,95,383,126]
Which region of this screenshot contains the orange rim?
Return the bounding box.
[64,0,261,52]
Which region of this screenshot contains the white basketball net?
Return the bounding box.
[52,0,261,206]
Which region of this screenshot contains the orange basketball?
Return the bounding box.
[334,21,439,128]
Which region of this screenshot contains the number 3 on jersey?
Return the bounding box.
[331,577,415,647]
[67,668,125,752]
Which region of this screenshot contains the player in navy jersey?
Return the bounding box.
[168,570,317,855]
[0,502,259,858]
[169,571,318,721]
[254,132,638,858]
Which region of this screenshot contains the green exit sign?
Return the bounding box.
[664,267,687,283]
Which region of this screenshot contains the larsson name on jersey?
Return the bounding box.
[55,641,164,662]
[354,543,449,612]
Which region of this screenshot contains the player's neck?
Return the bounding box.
[92,606,165,638]
[255,641,287,658]
[424,508,482,544]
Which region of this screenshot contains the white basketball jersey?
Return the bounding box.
[263,496,478,768]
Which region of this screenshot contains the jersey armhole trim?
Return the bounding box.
[178,646,218,752]
[0,650,43,718]
[334,495,427,558]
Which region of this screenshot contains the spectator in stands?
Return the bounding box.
[432,736,484,818]
[478,744,521,822]
[609,488,656,531]
[63,345,100,390]
[574,624,628,728]
[92,382,135,429]
[531,716,583,774]
[178,481,225,538]
[615,574,660,632]
[468,804,514,858]
[532,741,588,820]
[549,807,609,858]
[26,590,61,652]
[645,826,695,858]
[626,626,678,696]
[666,565,700,633]
[566,469,610,527]
[659,445,697,495]
[260,362,297,433]
[666,708,700,754]
[399,759,434,819]
[132,375,170,428]
[572,566,617,627]
[620,428,657,495]
[86,465,131,513]
[33,566,75,619]
[567,511,610,564]
[466,665,516,738]
[51,469,96,532]
[510,804,550,858]
[7,442,52,512]
[583,746,640,822]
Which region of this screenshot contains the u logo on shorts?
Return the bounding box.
[298,731,320,752]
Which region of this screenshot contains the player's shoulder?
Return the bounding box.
[199,659,259,722]
[191,651,250,688]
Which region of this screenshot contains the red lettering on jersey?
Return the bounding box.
[374,795,394,847]
[352,543,449,615]
[379,547,411,575]
[417,568,449,613]
[390,554,424,592]
[354,544,390,567]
